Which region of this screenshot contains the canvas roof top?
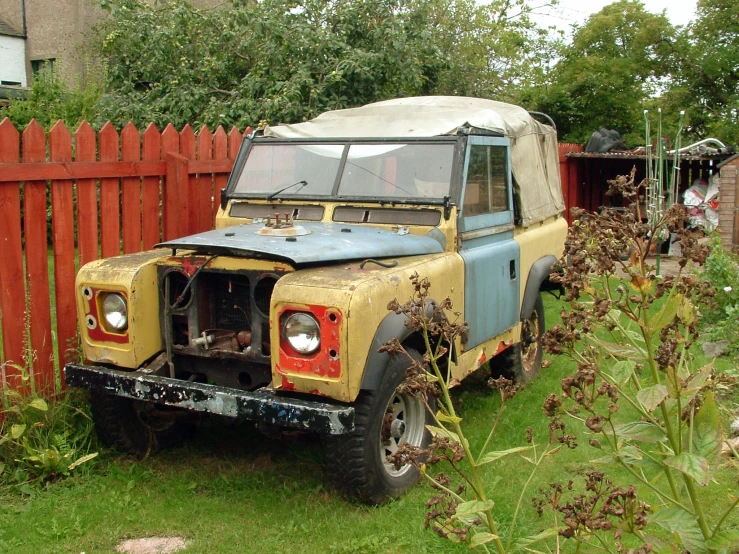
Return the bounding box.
[264,96,565,226]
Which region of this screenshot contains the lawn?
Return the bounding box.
[0,295,737,554]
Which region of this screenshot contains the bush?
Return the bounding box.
[0,66,103,131]
[0,365,98,492]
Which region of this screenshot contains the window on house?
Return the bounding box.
[1,80,22,86]
[31,58,55,75]
[463,145,509,216]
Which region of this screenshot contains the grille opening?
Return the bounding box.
[171,315,189,346]
[164,270,193,308]
[203,273,251,330]
[254,276,278,317]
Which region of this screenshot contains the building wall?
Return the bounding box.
[0,0,224,88]
[718,157,739,252]
[0,34,27,86]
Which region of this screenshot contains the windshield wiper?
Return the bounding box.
[266,180,308,201]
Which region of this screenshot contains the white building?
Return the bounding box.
[0,18,26,87]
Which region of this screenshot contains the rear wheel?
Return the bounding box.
[491,293,545,385]
[89,394,194,457]
[325,349,434,505]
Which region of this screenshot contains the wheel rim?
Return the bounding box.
[380,391,426,477]
[520,308,541,374]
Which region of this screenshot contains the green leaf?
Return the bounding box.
[435,411,462,424]
[649,293,682,331]
[508,528,559,552]
[649,507,696,532]
[706,529,739,549]
[614,421,664,443]
[10,424,26,439]
[478,445,535,466]
[67,452,98,471]
[469,532,498,548]
[426,425,460,444]
[27,398,48,412]
[610,360,636,386]
[637,384,668,412]
[0,461,4,475]
[453,499,495,518]
[677,525,709,554]
[588,337,645,360]
[664,452,710,486]
[693,390,721,466]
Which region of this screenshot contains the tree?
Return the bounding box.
[94,0,560,130]
[95,0,446,129]
[664,0,739,144]
[524,0,677,145]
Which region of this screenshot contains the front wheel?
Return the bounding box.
[325,349,434,505]
[89,394,194,457]
[491,293,545,385]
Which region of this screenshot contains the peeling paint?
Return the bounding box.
[64,363,353,434]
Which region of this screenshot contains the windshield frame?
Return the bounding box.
[225,136,464,206]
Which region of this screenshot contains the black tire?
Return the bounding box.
[89,394,194,457]
[491,293,545,385]
[325,349,435,505]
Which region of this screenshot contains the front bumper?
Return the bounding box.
[64,363,354,435]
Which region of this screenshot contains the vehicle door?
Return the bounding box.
[458,136,520,349]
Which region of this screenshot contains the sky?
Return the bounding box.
[530,0,698,33]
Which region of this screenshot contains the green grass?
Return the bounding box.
[1,295,737,554]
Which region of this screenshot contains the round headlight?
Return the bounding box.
[283,312,320,354]
[102,293,128,332]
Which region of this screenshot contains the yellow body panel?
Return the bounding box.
[76,250,168,368]
[514,215,568,308]
[271,253,464,402]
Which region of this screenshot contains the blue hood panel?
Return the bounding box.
[156,222,444,265]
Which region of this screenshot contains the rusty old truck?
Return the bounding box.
[64,96,567,504]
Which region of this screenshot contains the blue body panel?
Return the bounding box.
[157,222,444,265]
[458,135,520,348]
[460,231,520,348]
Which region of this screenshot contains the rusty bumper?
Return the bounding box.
[64,363,354,435]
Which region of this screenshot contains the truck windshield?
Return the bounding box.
[232,142,455,200]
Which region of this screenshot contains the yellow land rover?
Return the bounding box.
[64,97,567,504]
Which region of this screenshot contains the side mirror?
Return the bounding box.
[220,188,228,211]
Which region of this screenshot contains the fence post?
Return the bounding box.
[164,152,189,241]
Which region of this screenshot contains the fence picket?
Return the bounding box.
[197,126,213,233]
[142,124,162,250]
[0,119,25,386]
[99,123,120,258]
[161,124,180,241]
[22,120,54,390]
[180,124,197,238]
[121,123,142,254]
[49,122,77,379]
[75,121,99,267]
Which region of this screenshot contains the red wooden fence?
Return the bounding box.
[0,118,250,391]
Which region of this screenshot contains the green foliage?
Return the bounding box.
[665,0,739,145]
[545,171,738,553]
[93,0,557,130]
[524,0,677,145]
[698,235,739,352]
[0,365,98,490]
[95,0,446,129]
[0,67,103,131]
